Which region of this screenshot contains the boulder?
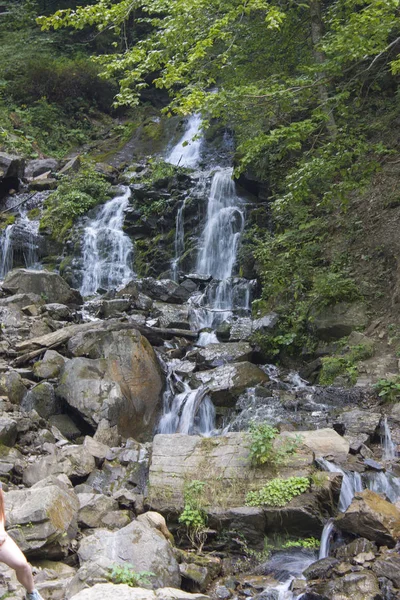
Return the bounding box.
[99,299,133,319]
[0,417,17,446]
[48,414,82,441]
[334,409,381,438]
[371,549,400,588]
[279,428,349,463]
[33,350,67,380]
[0,152,25,180]
[252,313,279,333]
[5,484,79,558]
[25,158,59,179]
[310,301,368,340]
[59,329,164,441]
[228,318,253,342]
[69,584,210,600]
[308,570,381,600]
[23,444,96,486]
[40,303,73,320]
[139,278,196,304]
[2,269,82,305]
[77,520,180,589]
[152,302,190,329]
[192,362,268,407]
[77,493,129,530]
[21,382,61,419]
[335,489,400,547]
[187,342,253,369]
[0,370,27,404]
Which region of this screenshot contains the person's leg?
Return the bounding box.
[0,534,35,592]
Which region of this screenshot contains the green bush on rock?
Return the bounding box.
[374,376,400,403]
[245,477,310,507]
[179,480,208,552]
[108,563,155,587]
[248,422,301,468]
[39,166,111,240]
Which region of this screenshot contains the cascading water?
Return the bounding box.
[171,200,186,282]
[166,114,202,168]
[319,519,335,559]
[317,458,363,512]
[381,416,396,461]
[80,186,134,296]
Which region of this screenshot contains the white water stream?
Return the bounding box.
[166,114,202,168]
[80,186,134,296]
[0,202,41,278]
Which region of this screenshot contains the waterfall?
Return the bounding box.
[317,458,363,512]
[363,471,400,503]
[0,203,41,279]
[80,186,134,296]
[319,519,335,559]
[166,114,202,168]
[171,200,186,282]
[381,416,396,461]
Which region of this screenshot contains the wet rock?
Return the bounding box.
[252,313,279,333]
[310,301,368,341]
[99,299,133,318]
[60,329,164,441]
[228,317,253,342]
[308,570,381,600]
[25,158,59,179]
[153,302,190,329]
[363,458,384,471]
[335,489,400,547]
[208,507,266,550]
[2,269,82,305]
[22,444,96,486]
[21,382,61,419]
[192,362,268,406]
[33,350,67,380]
[5,483,79,558]
[335,538,378,561]
[371,550,400,588]
[76,520,180,589]
[303,557,339,580]
[279,428,349,463]
[40,303,72,320]
[139,277,196,304]
[0,417,17,446]
[334,409,381,438]
[187,342,253,369]
[0,152,25,180]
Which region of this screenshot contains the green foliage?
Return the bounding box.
[248,422,301,468]
[319,342,374,386]
[39,165,111,239]
[282,537,320,550]
[108,564,155,587]
[0,214,16,230]
[179,480,208,552]
[246,477,310,507]
[374,377,400,403]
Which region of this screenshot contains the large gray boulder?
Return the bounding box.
[5,483,79,558]
[21,382,61,419]
[310,301,368,340]
[25,158,59,179]
[192,362,268,406]
[279,428,349,463]
[69,584,210,600]
[23,445,96,486]
[152,302,190,329]
[76,520,180,590]
[0,152,25,180]
[58,329,164,441]
[187,342,253,369]
[2,269,82,305]
[335,489,400,547]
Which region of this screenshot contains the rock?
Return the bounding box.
[2,269,82,305]
[363,458,384,471]
[192,362,269,406]
[59,156,81,175]
[77,493,127,529]
[33,350,67,380]
[69,585,211,600]
[29,178,58,191]
[139,278,196,304]
[335,409,381,438]
[303,557,339,580]
[0,152,25,180]
[308,570,381,600]
[0,446,24,478]
[180,563,209,593]
[137,512,174,543]
[94,162,118,182]
[0,417,17,446]
[263,492,327,537]
[252,313,279,333]
[59,329,164,441]
[0,370,27,404]
[48,415,82,441]
[371,549,400,588]
[83,436,110,461]
[310,301,368,340]
[335,489,400,547]
[187,342,253,369]
[228,317,253,342]
[214,587,231,600]
[40,303,72,320]
[208,507,266,550]
[148,433,314,515]
[0,292,44,309]
[156,589,210,600]
[23,444,96,486]
[25,159,59,179]
[21,382,61,419]
[5,484,79,558]
[99,299,133,318]
[335,538,377,561]
[77,520,180,589]
[279,428,349,463]
[152,302,190,329]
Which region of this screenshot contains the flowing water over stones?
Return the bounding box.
[381,415,396,461]
[80,186,134,296]
[166,114,203,168]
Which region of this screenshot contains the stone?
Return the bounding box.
[179,563,209,592]
[156,590,210,600]
[59,329,164,441]
[335,489,400,547]
[228,317,252,341]
[22,444,96,486]
[40,303,72,320]
[187,342,253,369]
[148,433,314,514]
[25,159,59,179]
[0,370,27,404]
[0,417,17,446]
[48,415,82,441]
[371,550,400,588]
[303,557,339,580]
[77,493,124,529]
[263,492,326,537]
[310,301,368,340]
[252,313,279,333]
[21,382,61,419]
[279,428,349,463]
[137,512,174,543]
[5,484,79,558]
[309,570,381,600]
[59,156,81,175]
[335,409,381,437]
[83,436,110,461]
[70,584,156,600]
[99,299,133,318]
[139,278,196,304]
[33,350,67,380]
[192,362,269,407]
[2,269,82,305]
[0,152,25,180]
[335,538,377,561]
[208,507,266,550]
[77,520,180,589]
[152,302,190,329]
[363,458,384,471]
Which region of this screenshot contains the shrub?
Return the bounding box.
[374,377,400,403]
[179,480,208,552]
[248,422,301,468]
[245,477,310,507]
[319,342,374,386]
[108,564,155,587]
[282,537,320,550]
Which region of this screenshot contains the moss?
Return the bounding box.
[0,214,15,230]
[27,207,40,220]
